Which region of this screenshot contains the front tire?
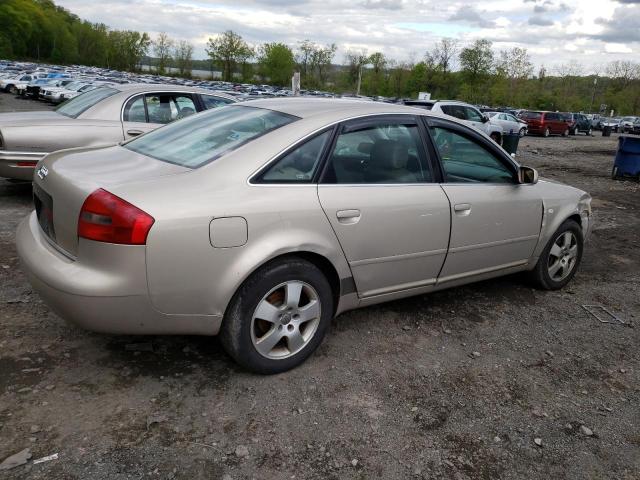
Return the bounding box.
[220,258,333,374]
[528,220,583,290]
[562,128,569,137]
[543,127,550,137]
[519,127,527,137]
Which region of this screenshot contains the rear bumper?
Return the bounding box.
[16,212,221,335]
[0,151,46,180]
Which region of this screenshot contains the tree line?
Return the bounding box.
[1,0,639,114]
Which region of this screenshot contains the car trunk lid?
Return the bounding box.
[33,145,190,257]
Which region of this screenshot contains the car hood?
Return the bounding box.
[0,110,67,127]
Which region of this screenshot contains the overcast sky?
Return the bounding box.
[56,0,639,72]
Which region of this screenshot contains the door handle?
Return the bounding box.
[454,203,471,215]
[336,209,361,224]
[127,129,143,136]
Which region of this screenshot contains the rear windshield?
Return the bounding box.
[124,105,297,168]
[55,87,118,118]
[522,111,542,120]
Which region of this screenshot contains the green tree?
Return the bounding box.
[258,42,295,86]
[173,40,194,77]
[153,32,174,75]
[206,30,253,82]
[459,39,493,102]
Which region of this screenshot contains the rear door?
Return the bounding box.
[317,115,451,298]
[121,92,198,140]
[426,118,543,282]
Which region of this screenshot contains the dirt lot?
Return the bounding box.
[0,93,639,479]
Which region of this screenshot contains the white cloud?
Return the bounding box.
[54,0,640,71]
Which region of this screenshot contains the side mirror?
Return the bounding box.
[482,115,489,123]
[518,166,539,184]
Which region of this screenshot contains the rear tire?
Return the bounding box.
[528,220,583,290]
[562,128,569,137]
[490,132,501,144]
[587,128,592,136]
[220,258,333,374]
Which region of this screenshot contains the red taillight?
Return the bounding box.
[17,161,38,167]
[78,189,154,245]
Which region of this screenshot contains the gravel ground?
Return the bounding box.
[1,93,639,479]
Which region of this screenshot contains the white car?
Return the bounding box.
[620,116,638,132]
[42,81,95,104]
[487,111,528,137]
[404,100,504,143]
[0,73,37,93]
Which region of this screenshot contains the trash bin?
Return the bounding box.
[602,126,612,137]
[502,133,520,155]
[612,135,640,180]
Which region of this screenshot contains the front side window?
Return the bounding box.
[124,105,296,168]
[430,127,514,184]
[202,95,235,110]
[56,87,118,119]
[258,130,331,183]
[322,121,432,184]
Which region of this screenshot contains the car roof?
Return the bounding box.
[234,97,440,121]
[110,83,235,99]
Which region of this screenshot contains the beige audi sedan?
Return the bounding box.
[17,99,592,373]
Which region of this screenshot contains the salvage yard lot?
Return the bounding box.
[1,94,639,479]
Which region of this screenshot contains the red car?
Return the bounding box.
[521,111,571,137]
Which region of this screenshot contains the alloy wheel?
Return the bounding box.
[251,281,321,359]
[547,231,578,281]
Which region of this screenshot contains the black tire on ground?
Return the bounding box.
[612,166,619,180]
[490,133,501,144]
[543,127,550,137]
[519,127,527,137]
[562,128,569,137]
[570,128,576,136]
[220,257,334,374]
[587,128,592,136]
[527,219,584,290]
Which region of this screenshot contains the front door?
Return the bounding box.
[317,116,451,298]
[428,121,543,282]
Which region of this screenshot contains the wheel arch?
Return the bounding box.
[222,250,345,321]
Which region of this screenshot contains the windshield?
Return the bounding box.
[124,105,297,168]
[55,87,118,118]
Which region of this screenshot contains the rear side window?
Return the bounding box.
[322,121,432,184]
[522,111,542,120]
[257,130,331,183]
[55,87,118,118]
[123,96,146,122]
[430,127,514,184]
[124,105,297,168]
[440,105,466,120]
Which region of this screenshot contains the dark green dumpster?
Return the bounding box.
[502,133,520,155]
[602,126,612,137]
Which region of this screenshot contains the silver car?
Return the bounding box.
[17,99,592,373]
[0,84,236,180]
[487,111,528,137]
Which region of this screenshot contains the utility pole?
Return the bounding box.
[589,77,597,113]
